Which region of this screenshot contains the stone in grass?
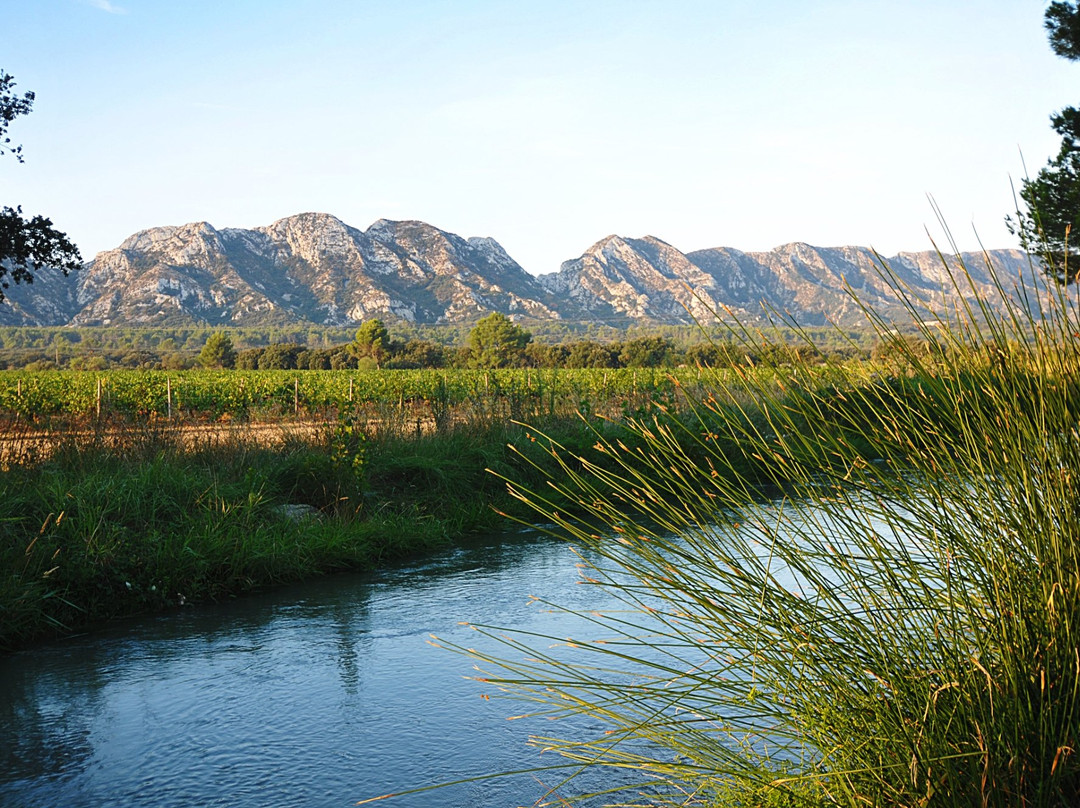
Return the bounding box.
[273,503,325,522]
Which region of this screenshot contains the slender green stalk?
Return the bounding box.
[456,250,1080,806]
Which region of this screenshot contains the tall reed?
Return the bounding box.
[458,247,1080,806]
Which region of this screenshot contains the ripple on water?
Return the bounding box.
[0,529,622,808]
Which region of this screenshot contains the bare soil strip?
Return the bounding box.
[0,419,332,466]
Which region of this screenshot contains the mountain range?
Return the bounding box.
[0,212,1039,330]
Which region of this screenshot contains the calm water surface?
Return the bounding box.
[0,527,619,807]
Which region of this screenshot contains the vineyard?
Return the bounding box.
[0,368,716,424]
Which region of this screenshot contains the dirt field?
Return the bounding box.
[0,418,333,466]
[0,413,455,467]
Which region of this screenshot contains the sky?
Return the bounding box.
[3,0,1077,275]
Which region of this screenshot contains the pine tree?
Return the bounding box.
[1009,3,1080,282]
[198,332,237,369]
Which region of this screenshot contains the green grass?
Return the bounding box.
[0,447,420,650]
[0,411,634,652]
[447,250,1080,807]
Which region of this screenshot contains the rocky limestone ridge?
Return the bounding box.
[539,235,739,324]
[539,239,1039,327]
[0,212,1042,329]
[0,213,563,328]
[681,243,1038,327]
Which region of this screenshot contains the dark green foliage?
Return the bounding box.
[197,331,236,368]
[618,335,673,367]
[0,207,82,302]
[1012,107,1080,281]
[1010,3,1080,280]
[385,338,448,369]
[564,340,620,368]
[683,340,743,367]
[467,312,531,368]
[351,319,390,369]
[234,348,259,369]
[0,70,81,302]
[295,348,330,370]
[0,70,33,161]
[257,343,303,370]
[0,323,872,370]
[1048,1,1080,59]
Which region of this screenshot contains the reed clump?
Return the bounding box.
[463,250,1080,807]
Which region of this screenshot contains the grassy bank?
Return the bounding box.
[0,412,630,652]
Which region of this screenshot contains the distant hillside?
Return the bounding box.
[0,212,1040,329]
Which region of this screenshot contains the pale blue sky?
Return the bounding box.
[3,1,1076,274]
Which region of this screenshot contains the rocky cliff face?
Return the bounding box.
[683,243,1038,327]
[0,212,1042,329]
[537,239,1037,327]
[3,213,561,327]
[539,235,741,324]
[0,262,81,326]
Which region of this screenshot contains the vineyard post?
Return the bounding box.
[294,377,299,414]
[526,368,533,418]
[167,377,172,420]
[96,378,102,418]
[349,377,354,403]
[16,378,21,399]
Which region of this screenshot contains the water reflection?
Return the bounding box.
[0,660,100,785]
[0,527,601,808]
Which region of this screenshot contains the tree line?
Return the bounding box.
[0,312,883,372]
[203,313,838,371]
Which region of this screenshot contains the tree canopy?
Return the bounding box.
[351,319,391,369]
[0,69,81,302]
[1010,3,1080,282]
[0,71,34,163]
[468,312,531,368]
[1048,0,1080,60]
[198,331,237,369]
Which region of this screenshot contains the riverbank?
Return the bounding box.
[1,412,636,651]
[0,362,962,654]
[4,362,903,653]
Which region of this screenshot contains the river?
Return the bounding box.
[0,527,622,808]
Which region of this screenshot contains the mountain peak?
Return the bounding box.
[119,220,219,250]
[582,234,626,257]
[366,217,400,233]
[267,211,349,231]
